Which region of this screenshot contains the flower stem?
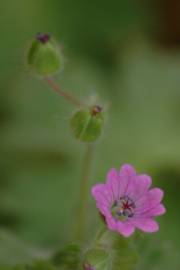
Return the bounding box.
[76,143,94,242]
[44,76,85,108]
[94,226,106,245]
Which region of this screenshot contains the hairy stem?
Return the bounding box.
[94,226,106,245]
[44,76,84,108]
[76,144,94,242]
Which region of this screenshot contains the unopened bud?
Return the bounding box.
[27,33,63,75]
[70,105,104,143]
[83,263,95,270]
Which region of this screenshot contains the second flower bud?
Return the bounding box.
[71,105,104,143]
[28,33,63,76]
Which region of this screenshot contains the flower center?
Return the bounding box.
[111,196,135,221]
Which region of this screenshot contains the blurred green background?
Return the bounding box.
[0,0,180,269]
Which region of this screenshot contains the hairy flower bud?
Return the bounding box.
[83,263,95,270]
[27,33,63,75]
[70,105,104,143]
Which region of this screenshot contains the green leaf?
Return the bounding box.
[52,243,82,270]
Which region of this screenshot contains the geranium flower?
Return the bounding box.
[92,164,166,237]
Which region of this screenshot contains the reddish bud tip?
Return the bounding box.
[83,263,95,270]
[90,105,103,116]
[36,33,50,43]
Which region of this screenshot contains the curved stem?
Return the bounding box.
[93,226,107,246]
[44,76,85,108]
[76,144,94,242]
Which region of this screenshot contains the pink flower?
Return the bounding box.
[92,164,166,237]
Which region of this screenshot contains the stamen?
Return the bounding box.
[111,196,135,221]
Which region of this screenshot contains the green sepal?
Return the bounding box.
[84,229,138,270]
[70,108,104,143]
[84,248,109,270]
[28,39,62,76]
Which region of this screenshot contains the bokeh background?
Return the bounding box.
[0,0,180,269]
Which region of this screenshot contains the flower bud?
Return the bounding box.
[70,105,104,143]
[83,248,108,270]
[83,263,95,270]
[28,33,63,75]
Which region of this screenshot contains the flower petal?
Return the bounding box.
[116,221,135,237]
[136,188,164,211]
[107,168,118,182]
[148,204,166,216]
[128,174,152,201]
[137,204,166,218]
[106,168,119,200]
[96,203,109,216]
[148,188,164,202]
[91,184,112,206]
[91,184,105,198]
[119,164,136,178]
[106,216,117,230]
[118,164,136,197]
[132,218,159,233]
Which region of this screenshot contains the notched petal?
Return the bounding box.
[91,184,105,197]
[142,204,166,217]
[116,221,135,237]
[106,168,118,183]
[132,218,159,233]
[147,188,164,203]
[119,164,136,178]
[106,168,119,200]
